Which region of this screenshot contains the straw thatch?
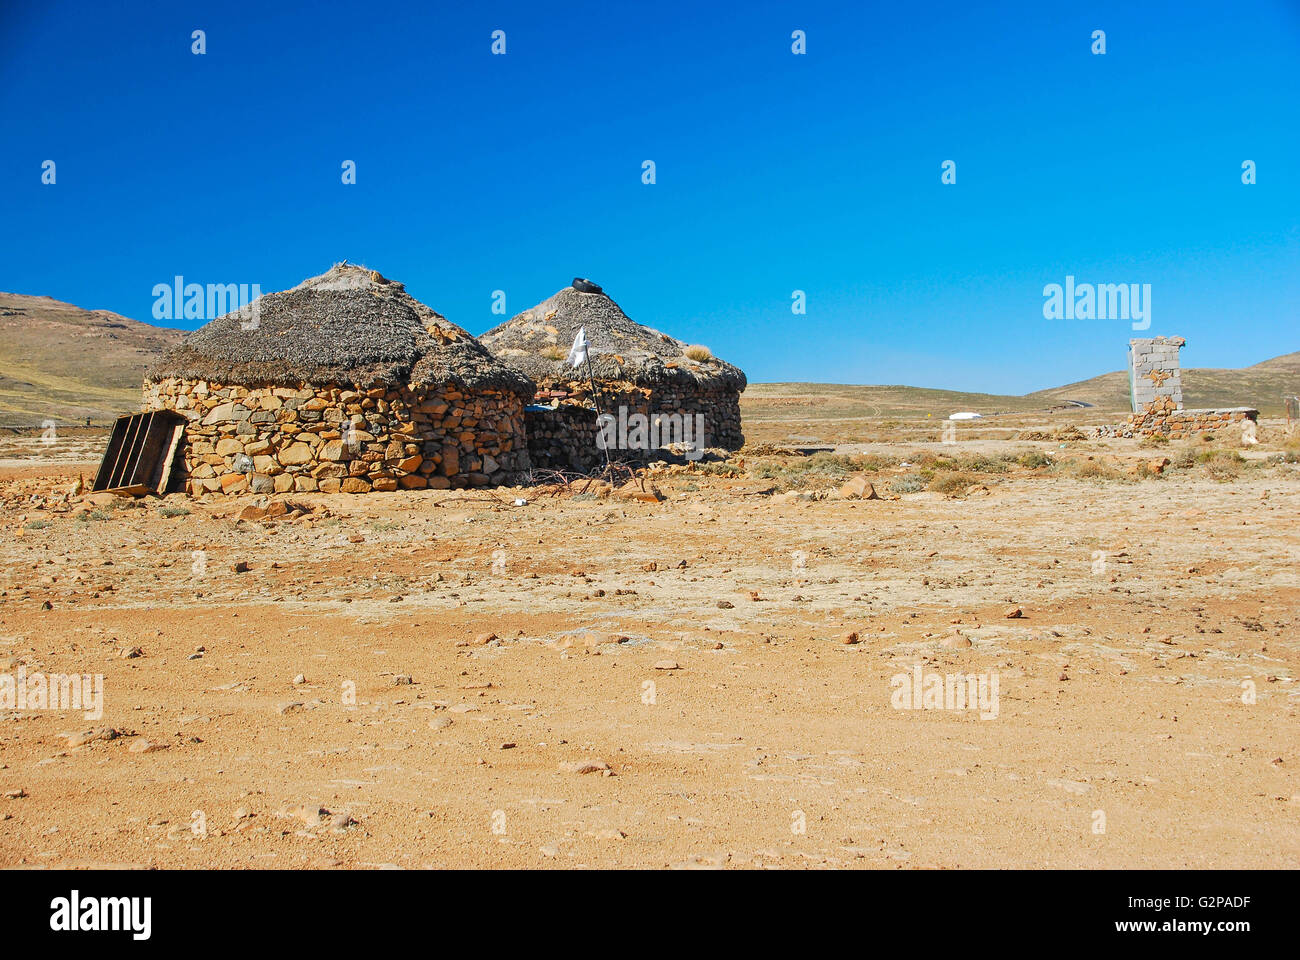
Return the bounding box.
[479,283,746,390]
[148,264,533,395]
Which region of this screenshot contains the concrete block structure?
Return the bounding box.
[1122,335,1258,438]
[1129,336,1185,412]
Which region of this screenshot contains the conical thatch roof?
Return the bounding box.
[147,264,533,395]
[480,281,746,391]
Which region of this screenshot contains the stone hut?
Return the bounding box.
[142,264,534,495]
[479,280,746,471]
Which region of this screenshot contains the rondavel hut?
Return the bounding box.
[141,264,534,495]
[479,279,746,471]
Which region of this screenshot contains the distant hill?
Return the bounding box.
[742,351,1298,440]
[1026,352,1300,415]
[0,293,184,426]
[1,288,1293,426]
[742,382,1049,422]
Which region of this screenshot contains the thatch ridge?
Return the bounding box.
[479,284,747,391]
[147,264,533,396]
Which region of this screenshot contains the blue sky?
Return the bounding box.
[2,0,1297,393]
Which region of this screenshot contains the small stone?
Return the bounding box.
[842,631,860,645]
[278,702,305,715]
[120,646,144,659]
[1004,606,1024,619]
[67,728,118,748]
[128,738,168,754]
[231,561,250,574]
[716,600,734,609]
[837,476,879,500]
[329,812,356,833]
[654,660,681,670]
[281,805,326,827]
[292,674,306,685]
[558,759,612,775]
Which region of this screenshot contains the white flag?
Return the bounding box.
[566,326,589,368]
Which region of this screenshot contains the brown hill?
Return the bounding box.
[0,293,184,426]
[1027,352,1300,415]
[2,287,1294,426]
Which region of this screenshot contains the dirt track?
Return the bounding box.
[0,438,1297,869]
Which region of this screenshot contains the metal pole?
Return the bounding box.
[584,352,613,470]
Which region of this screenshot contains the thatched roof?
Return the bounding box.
[147,264,533,395]
[479,282,746,391]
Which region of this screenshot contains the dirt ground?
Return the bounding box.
[0,427,1297,869]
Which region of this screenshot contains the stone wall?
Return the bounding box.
[525,405,607,472]
[1127,397,1258,438]
[1129,337,1185,412]
[142,377,529,495]
[522,377,744,472]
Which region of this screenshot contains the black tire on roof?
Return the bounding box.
[571,278,603,294]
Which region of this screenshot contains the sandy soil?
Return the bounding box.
[0,434,1297,869]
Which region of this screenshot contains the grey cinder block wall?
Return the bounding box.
[1129,336,1185,412]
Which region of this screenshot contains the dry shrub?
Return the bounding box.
[1016,450,1052,469]
[889,473,926,494]
[684,344,713,362]
[928,471,980,495]
[1060,459,1126,481]
[751,452,858,484]
[851,453,899,472]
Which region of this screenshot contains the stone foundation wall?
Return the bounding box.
[523,378,743,472]
[1127,397,1258,438]
[142,377,529,495]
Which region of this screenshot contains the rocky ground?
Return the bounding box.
[0,426,1297,869]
